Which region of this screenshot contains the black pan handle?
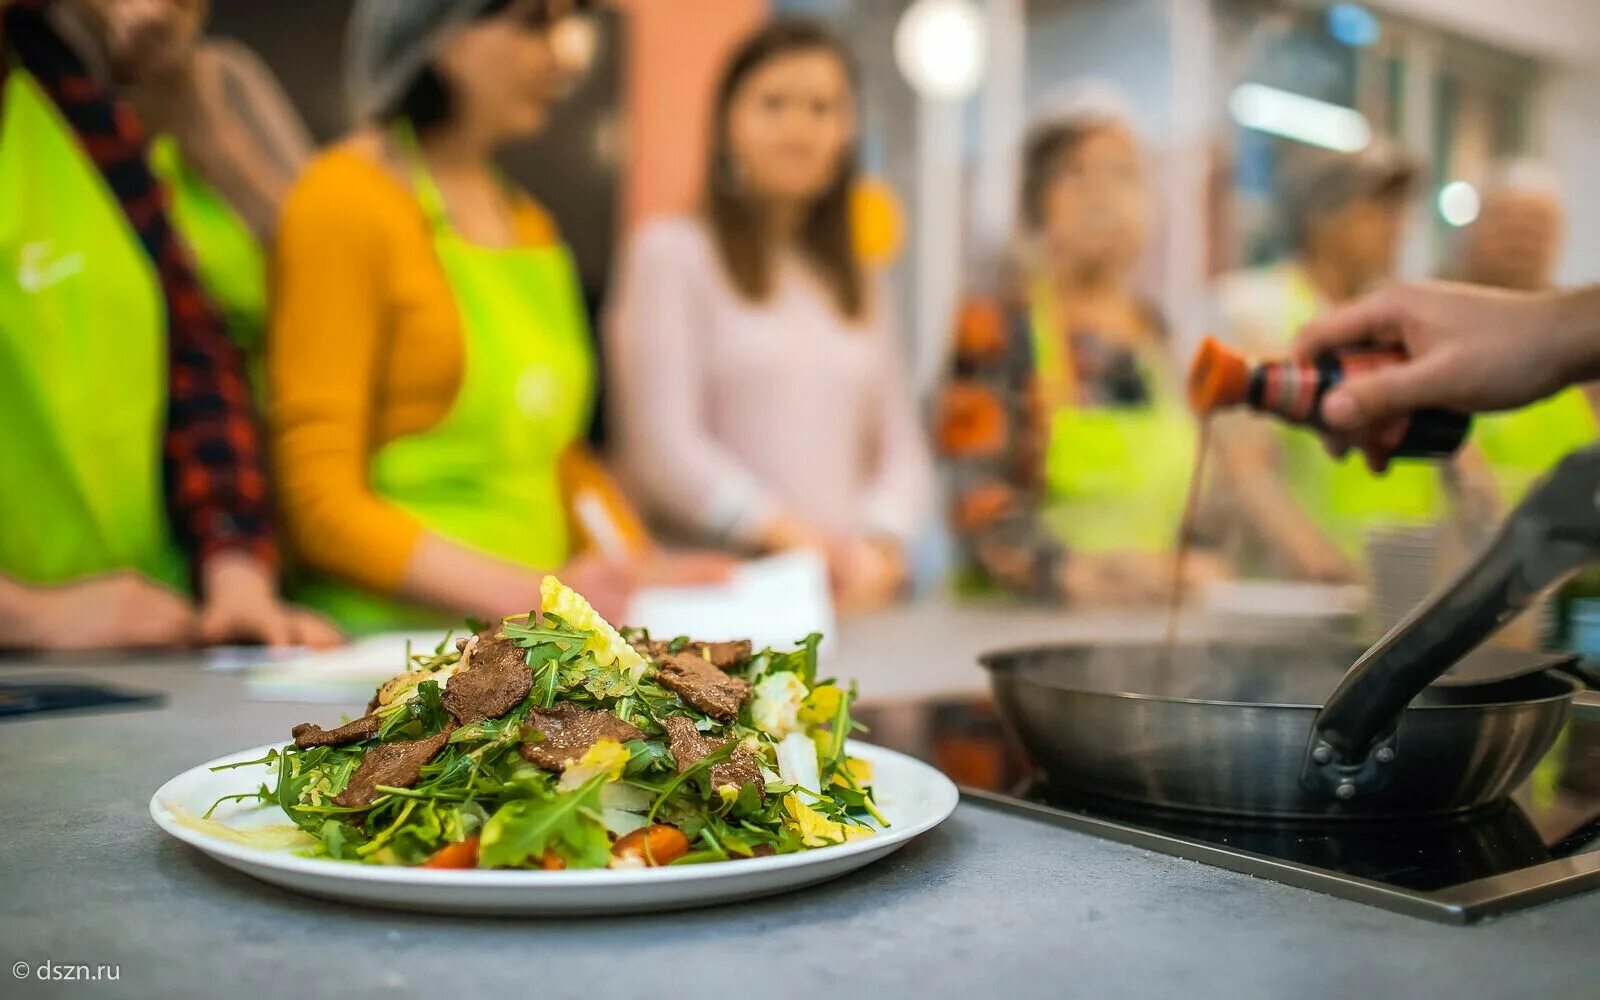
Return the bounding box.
[1302,446,1600,801]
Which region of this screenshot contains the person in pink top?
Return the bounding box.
[606,19,933,614]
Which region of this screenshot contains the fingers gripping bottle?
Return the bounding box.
[1187,336,1470,460]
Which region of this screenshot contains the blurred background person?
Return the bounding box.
[1212,142,1451,582]
[100,0,313,368]
[935,100,1225,605]
[606,19,932,615]
[0,0,334,650]
[1450,161,1599,504]
[270,0,726,632]
[1451,161,1565,294]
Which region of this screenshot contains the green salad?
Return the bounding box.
[212,577,883,870]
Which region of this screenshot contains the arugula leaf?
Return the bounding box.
[671,849,731,866]
[826,783,890,827]
[819,681,860,781]
[373,679,450,741]
[275,747,336,832]
[432,629,455,656]
[411,680,449,731]
[500,614,590,650]
[355,800,419,858]
[210,748,281,773]
[524,645,564,708]
[561,657,641,701]
[202,788,271,819]
[646,742,737,826]
[796,632,822,686]
[319,819,360,859]
[479,773,612,870]
[623,738,672,777]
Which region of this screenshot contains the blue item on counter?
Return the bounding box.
[0,677,164,720]
[1568,598,1600,659]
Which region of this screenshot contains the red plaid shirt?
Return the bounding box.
[3,0,276,575]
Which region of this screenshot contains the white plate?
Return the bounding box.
[150,740,959,915]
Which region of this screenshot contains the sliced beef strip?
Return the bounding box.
[631,638,754,671]
[698,640,753,670]
[291,714,381,749]
[365,637,469,715]
[441,630,533,725]
[656,652,751,721]
[630,639,662,659]
[333,727,454,808]
[660,714,764,798]
[520,702,647,770]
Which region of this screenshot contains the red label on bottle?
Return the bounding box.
[1260,363,1321,422]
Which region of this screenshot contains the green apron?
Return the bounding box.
[1473,389,1598,505]
[1272,266,1442,560]
[296,126,595,633]
[0,69,186,588]
[148,136,266,362]
[1030,285,1195,554]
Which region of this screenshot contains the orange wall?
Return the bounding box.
[613,0,769,229]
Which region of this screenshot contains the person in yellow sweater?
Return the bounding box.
[270,0,726,631]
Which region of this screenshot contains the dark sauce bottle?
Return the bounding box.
[1188,336,1470,458]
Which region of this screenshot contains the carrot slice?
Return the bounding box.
[612,825,690,866]
[421,836,480,869]
[427,837,567,870]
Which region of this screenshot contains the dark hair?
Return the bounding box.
[704,19,865,321]
[385,0,587,130]
[392,65,456,130]
[1018,116,1123,233]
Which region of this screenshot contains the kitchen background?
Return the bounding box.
[212,0,1600,397]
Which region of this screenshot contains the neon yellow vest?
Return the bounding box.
[1474,389,1598,504]
[1030,285,1195,553]
[294,126,595,633]
[1274,266,1443,559]
[0,70,186,588]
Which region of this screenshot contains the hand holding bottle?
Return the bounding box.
[1190,331,1470,473]
[1291,283,1600,450]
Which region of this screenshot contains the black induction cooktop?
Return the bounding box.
[856,692,1600,924]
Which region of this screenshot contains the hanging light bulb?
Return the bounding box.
[894,0,987,101]
[1437,181,1481,227]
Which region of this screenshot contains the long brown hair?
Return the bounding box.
[704,19,865,321]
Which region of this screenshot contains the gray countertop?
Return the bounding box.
[2,602,1596,1000]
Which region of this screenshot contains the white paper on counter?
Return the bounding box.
[243,632,451,703]
[624,550,835,652]
[204,645,306,672]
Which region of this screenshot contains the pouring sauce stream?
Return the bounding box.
[1163,416,1212,663]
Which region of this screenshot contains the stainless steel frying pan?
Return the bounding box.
[984,446,1600,821]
